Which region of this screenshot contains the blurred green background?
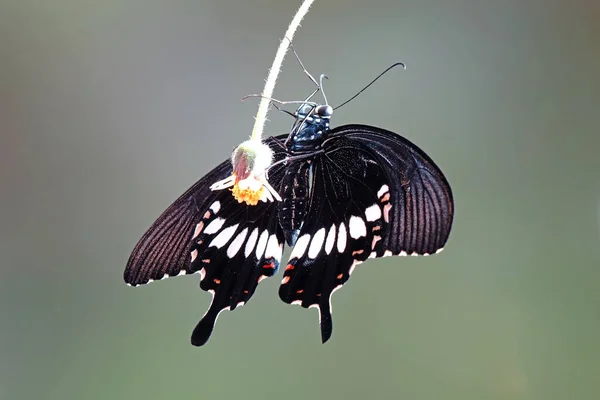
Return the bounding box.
[1,0,599,399]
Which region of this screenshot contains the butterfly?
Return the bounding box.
[124,72,454,346]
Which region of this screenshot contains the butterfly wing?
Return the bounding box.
[188,181,286,346]
[335,125,454,256]
[124,135,288,346]
[279,125,453,343]
[124,159,232,286]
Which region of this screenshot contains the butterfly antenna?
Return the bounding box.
[319,73,329,105]
[333,62,406,111]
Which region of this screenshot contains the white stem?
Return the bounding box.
[250,0,315,142]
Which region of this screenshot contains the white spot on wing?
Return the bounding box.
[265,234,280,260]
[384,250,393,257]
[377,185,389,198]
[200,267,206,281]
[308,228,326,259]
[399,250,407,256]
[290,234,311,260]
[436,247,444,254]
[291,300,302,306]
[244,228,259,258]
[337,222,347,253]
[365,204,382,222]
[204,217,225,235]
[226,227,248,258]
[348,216,367,239]
[209,224,239,248]
[255,230,269,259]
[191,249,198,262]
[210,201,221,214]
[325,225,336,255]
[177,270,186,277]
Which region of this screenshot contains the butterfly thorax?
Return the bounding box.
[285,104,332,154]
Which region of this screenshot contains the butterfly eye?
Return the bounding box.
[316,105,333,118]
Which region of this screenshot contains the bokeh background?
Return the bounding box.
[1,0,599,399]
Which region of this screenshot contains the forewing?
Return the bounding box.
[333,125,454,256]
[124,159,232,286]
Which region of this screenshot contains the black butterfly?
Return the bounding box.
[124,81,454,346]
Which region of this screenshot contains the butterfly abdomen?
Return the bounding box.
[278,161,311,246]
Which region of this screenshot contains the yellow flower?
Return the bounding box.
[210,140,281,206]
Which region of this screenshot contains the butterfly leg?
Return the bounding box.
[285,36,319,89]
[270,101,296,118]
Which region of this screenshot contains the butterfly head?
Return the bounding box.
[287,103,333,153]
[295,103,333,120]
